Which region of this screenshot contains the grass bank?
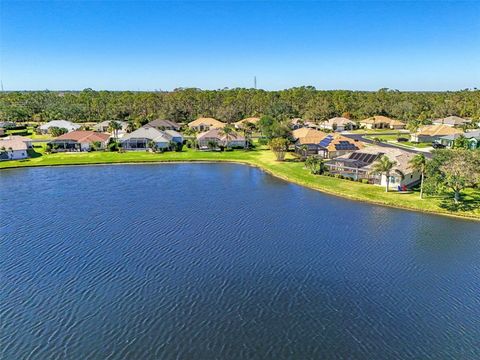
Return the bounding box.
[1,147,479,220]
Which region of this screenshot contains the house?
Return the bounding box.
[319,117,357,132]
[326,145,421,189]
[292,127,320,140]
[49,131,110,151]
[359,116,406,130]
[162,129,183,144]
[438,130,480,150]
[196,128,246,149]
[146,119,181,131]
[295,131,364,159]
[234,117,260,129]
[0,137,29,160]
[410,124,463,143]
[188,117,225,132]
[2,135,33,148]
[39,120,81,134]
[0,121,16,129]
[93,120,128,134]
[120,126,170,150]
[432,116,471,127]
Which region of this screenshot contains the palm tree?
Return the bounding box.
[126,121,135,133]
[108,120,122,139]
[218,125,237,150]
[409,153,427,199]
[238,121,255,150]
[372,155,397,192]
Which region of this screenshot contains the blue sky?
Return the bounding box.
[1,1,479,91]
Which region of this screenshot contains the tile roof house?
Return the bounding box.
[120,126,171,150]
[411,124,463,143]
[196,128,246,150]
[188,117,225,132]
[39,120,81,134]
[432,116,471,127]
[294,130,364,159]
[49,131,111,151]
[326,145,421,189]
[146,119,181,131]
[319,117,357,132]
[2,135,33,148]
[359,116,406,130]
[0,137,29,160]
[234,117,261,128]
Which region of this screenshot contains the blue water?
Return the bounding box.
[1,163,479,359]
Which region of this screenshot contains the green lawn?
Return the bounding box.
[1,147,479,220]
[364,135,432,149]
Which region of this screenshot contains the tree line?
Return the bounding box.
[1,87,479,125]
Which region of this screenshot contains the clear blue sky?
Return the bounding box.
[1,1,479,91]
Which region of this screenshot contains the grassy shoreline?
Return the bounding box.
[2,148,479,221]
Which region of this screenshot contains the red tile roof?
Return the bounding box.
[54,130,110,143]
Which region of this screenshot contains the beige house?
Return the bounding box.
[196,128,246,149]
[411,124,463,143]
[188,117,225,132]
[432,116,471,127]
[234,117,260,129]
[326,145,421,189]
[359,116,406,130]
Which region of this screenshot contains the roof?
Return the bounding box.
[53,130,110,143]
[333,145,415,174]
[292,128,325,140]
[188,117,225,128]
[234,117,261,126]
[433,116,471,126]
[0,138,28,151]
[440,130,480,141]
[3,135,31,142]
[121,127,170,143]
[317,133,364,152]
[196,128,245,142]
[360,115,405,126]
[325,117,356,126]
[163,129,183,140]
[39,120,81,131]
[416,124,464,137]
[93,120,128,129]
[147,119,181,129]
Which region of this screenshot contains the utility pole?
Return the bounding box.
[254,76,257,89]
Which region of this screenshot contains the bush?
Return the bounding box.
[361,179,369,184]
[257,137,269,145]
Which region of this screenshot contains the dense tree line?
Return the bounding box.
[1,87,479,124]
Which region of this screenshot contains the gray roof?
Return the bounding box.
[433,116,471,126]
[39,120,81,131]
[121,126,170,143]
[147,119,181,129]
[440,130,480,141]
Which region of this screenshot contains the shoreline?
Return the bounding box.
[2,154,479,222]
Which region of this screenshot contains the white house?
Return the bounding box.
[120,127,171,150]
[39,120,81,134]
[0,138,29,160]
[319,117,357,132]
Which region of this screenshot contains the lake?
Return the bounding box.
[1,163,479,359]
